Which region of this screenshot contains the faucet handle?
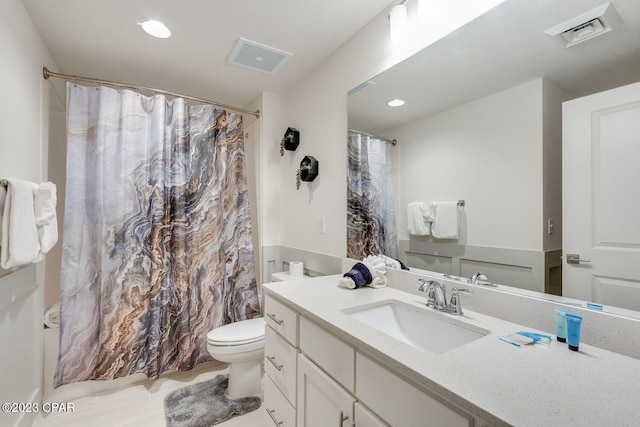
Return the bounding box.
[449,288,473,316]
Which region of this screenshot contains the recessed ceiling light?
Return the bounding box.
[387,99,405,107]
[139,20,171,39]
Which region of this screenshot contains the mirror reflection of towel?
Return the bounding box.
[432,201,459,239]
[407,202,434,236]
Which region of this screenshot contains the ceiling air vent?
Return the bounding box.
[228,38,292,74]
[347,80,376,97]
[544,2,622,48]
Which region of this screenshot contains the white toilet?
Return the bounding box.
[207,317,266,398]
[206,271,309,398]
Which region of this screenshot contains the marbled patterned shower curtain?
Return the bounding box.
[54,83,259,387]
[347,133,398,260]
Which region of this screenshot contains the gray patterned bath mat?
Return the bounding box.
[164,374,262,427]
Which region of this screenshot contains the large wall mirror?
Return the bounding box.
[347,0,640,316]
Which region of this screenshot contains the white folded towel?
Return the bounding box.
[1,178,41,269]
[0,185,6,240]
[407,202,435,236]
[44,303,61,328]
[32,182,58,254]
[432,201,459,239]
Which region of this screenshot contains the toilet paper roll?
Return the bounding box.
[289,261,304,277]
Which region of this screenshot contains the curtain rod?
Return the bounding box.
[348,129,397,146]
[42,67,260,119]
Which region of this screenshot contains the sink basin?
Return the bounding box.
[342,300,490,354]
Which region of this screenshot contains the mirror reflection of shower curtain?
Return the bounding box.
[347,133,398,260]
[54,83,260,387]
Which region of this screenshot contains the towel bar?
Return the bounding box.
[0,180,7,187]
[458,200,465,207]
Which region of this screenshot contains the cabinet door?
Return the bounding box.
[297,354,355,427]
[356,353,473,427]
[354,402,389,427]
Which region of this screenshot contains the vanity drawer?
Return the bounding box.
[356,353,473,427]
[265,295,298,346]
[264,374,296,427]
[299,317,355,393]
[265,325,298,406]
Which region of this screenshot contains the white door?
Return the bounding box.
[297,354,355,427]
[563,81,640,310]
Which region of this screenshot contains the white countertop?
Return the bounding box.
[264,275,640,427]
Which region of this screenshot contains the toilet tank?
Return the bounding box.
[270,271,310,282]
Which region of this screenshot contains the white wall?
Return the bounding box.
[392,78,544,250]
[274,1,510,258]
[0,0,59,426]
[276,9,406,257]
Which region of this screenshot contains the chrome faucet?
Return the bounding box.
[418,279,473,315]
[468,271,497,287]
[469,272,488,284]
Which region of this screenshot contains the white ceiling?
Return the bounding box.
[21,0,395,110]
[348,0,640,134]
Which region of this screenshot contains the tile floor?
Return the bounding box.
[33,362,269,427]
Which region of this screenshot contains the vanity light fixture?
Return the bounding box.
[387,99,405,107]
[139,20,172,39]
[389,3,409,44]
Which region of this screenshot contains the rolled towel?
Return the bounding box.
[339,262,373,289]
[369,276,388,289]
[44,303,60,328]
[379,254,410,271]
[362,255,387,277]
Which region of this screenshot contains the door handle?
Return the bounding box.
[566,253,591,264]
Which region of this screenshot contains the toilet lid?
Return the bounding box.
[207,317,265,346]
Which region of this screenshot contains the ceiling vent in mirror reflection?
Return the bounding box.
[544,2,622,48]
[347,80,376,97]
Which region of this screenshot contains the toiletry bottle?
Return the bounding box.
[555,308,567,343]
[565,313,583,351]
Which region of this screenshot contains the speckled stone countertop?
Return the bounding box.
[264,275,640,427]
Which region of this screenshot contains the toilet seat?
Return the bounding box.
[207,317,265,346]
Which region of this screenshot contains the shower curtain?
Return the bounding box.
[54,83,259,387]
[347,133,398,260]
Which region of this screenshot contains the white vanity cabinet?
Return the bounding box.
[266,293,484,427]
[264,295,300,426]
